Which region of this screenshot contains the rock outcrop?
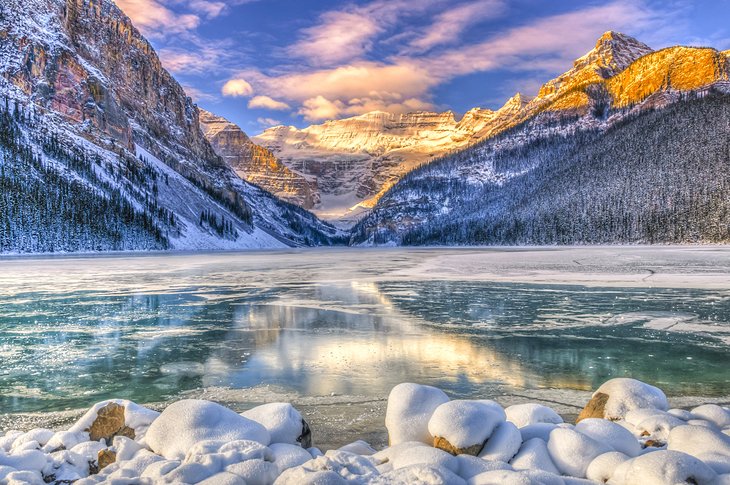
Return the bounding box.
[199,110,317,209]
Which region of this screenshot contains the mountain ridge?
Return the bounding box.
[250,31,674,222]
[0,0,343,253]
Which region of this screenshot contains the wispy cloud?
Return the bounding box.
[408,0,507,53]
[115,0,200,36]
[257,117,283,127]
[288,0,443,66]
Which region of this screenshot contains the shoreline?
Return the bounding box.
[4,386,730,451]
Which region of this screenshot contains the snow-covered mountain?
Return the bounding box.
[250,32,660,224]
[253,99,530,223]
[0,0,342,253]
[351,32,730,246]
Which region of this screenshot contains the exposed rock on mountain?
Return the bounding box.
[0,0,342,253]
[351,32,730,246]
[199,110,317,209]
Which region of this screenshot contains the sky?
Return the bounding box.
[114,0,730,134]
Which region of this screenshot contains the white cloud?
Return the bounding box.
[222,79,254,97]
[248,96,291,110]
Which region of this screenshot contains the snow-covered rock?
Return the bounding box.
[584,451,630,483]
[510,438,560,475]
[547,428,612,478]
[385,383,449,446]
[505,404,563,428]
[691,404,730,429]
[428,401,504,455]
[242,403,310,447]
[478,421,522,462]
[145,400,270,459]
[574,418,641,457]
[577,378,668,422]
[623,450,717,485]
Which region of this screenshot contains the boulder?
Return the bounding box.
[624,450,717,485]
[547,428,612,478]
[97,449,116,471]
[428,400,504,456]
[577,379,668,422]
[242,403,312,447]
[506,404,563,428]
[87,403,135,443]
[385,383,449,445]
[145,400,270,459]
[576,393,609,422]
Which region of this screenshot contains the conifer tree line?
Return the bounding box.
[0,97,173,252]
[353,92,730,245]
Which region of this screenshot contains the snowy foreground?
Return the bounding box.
[1,379,729,485]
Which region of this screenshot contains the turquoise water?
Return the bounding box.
[0,248,728,416]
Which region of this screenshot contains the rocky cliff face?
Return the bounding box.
[199,110,317,209]
[0,0,342,251]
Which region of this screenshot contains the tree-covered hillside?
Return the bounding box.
[353,93,730,246]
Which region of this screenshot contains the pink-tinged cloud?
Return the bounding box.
[115,0,200,36]
[415,1,665,77]
[222,79,254,97]
[188,0,227,19]
[289,0,443,66]
[409,0,507,52]
[248,96,291,111]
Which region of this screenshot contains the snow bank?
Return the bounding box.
[1,378,726,484]
[241,403,309,446]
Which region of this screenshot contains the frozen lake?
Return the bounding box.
[1,247,729,447]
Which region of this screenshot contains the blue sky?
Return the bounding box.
[115,0,730,133]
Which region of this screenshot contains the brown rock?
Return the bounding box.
[88,402,135,442]
[97,449,117,471]
[576,392,610,423]
[433,436,484,456]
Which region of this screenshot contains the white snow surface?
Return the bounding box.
[385,383,449,446]
[1,378,728,484]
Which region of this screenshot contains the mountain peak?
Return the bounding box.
[575,31,653,77]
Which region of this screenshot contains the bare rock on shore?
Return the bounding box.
[88,403,135,443]
[97,449,116,470]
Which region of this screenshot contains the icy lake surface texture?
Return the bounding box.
[1,247,729,445]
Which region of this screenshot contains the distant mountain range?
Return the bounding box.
[0,0,728,253]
